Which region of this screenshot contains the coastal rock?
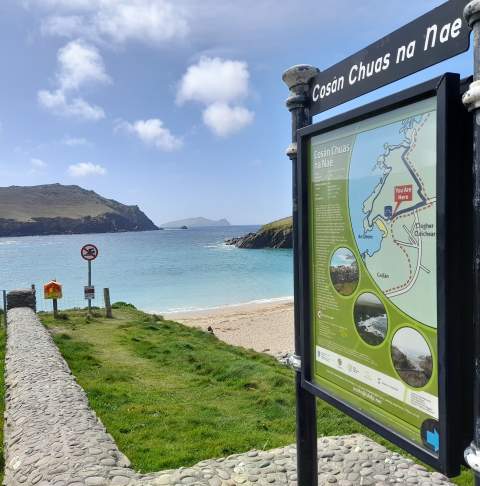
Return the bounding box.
[0,184,158,237]
[225,217,292,249]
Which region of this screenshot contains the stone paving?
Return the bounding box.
[132,435,454,485]
[3,307,456,485]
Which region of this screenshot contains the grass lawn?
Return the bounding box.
[40,305,472,484]
[261,216,292,232]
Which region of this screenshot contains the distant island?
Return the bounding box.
[162,217,230,228]
[0,183,158,237]
[226,217,292,249]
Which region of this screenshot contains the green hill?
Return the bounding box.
[0,184,158,236]
[226,217,292,249]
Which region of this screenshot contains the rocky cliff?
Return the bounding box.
[225,217,292,249]
[0,184,158,237]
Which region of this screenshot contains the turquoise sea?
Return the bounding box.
[0,227,293,313]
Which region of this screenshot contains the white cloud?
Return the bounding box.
[30,158,47,168]
[117,118,182,151]
[33,0,189,46]
[38,89,105,121]
[177,56,254,137]
[68,161,107,176]
[177,57,249,105]
[38,40,109,121]
[202,103,254,137]
[57,40,110,91]
[63,136,89,146]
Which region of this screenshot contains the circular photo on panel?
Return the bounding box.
[329,247,359,297]
[391,328,433,388]
[354,293,388,346]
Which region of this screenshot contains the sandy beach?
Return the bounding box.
[164,299,294,357]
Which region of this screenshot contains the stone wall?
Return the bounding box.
[6,290,36,312]
[4,308,136,485]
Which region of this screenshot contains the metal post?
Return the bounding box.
[283,64,320,486]
[463,2,480,484]
[88,260,92,314]
[104,288,112,318]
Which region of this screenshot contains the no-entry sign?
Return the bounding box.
[81,244,99,261]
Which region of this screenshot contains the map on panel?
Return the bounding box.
[310,97,439,455]
[348,110,437,328]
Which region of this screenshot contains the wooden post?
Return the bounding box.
[104,288,112,318]
[53,298,58,319]
[2,290,6,327]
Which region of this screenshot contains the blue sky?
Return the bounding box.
[0,0,473,225]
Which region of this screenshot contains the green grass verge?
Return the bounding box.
[40,307,472,483]
[260,216,292,232]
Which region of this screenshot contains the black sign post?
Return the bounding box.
[462,3,480,485]
[309,0,471,115]
[81,244,99,315]
[282,64,320,486]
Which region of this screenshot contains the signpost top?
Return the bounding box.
[44,280,62,300]
[81,244,99,261]
[309,0,471,116]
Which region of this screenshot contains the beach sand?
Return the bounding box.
[164,299,294,357]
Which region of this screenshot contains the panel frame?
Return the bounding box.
[297,73,471,476]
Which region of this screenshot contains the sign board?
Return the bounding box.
[297,74,472,475]
[309,0,471,115]
[84,286,95,300]
[44,281,62,300]
[81,244,99,261]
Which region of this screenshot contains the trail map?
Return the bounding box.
[309,97,439,455]
[350,109,437,328]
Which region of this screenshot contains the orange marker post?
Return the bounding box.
[44,280,63,319]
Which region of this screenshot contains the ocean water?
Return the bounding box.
[0,227,293,313]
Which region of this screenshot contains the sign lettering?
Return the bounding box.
[310,0,470,115]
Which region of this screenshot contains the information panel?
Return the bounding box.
[308,97,439,455]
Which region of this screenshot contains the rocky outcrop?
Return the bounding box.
[0,212,157,237]
[0,184,158,236]
[226,217,293,249]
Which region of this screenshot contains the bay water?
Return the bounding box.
[0,227,293,313]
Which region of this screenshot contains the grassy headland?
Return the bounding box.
[261,216,292,232]
[40,306,472,484]
[226,216,293,249]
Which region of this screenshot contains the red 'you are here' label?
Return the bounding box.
[393,185,413,215]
